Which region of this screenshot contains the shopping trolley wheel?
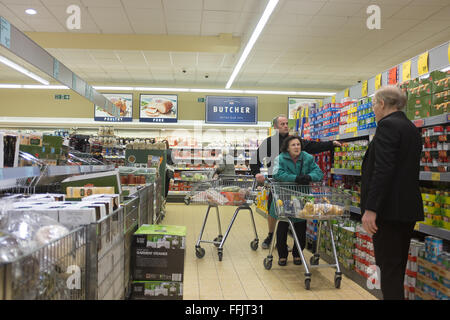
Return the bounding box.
[184,196,191,205]
[263,257,272,270]
[305,278,311,290]
[250,239,259,251]
[218,251,223,261]
[310,255,320,266]
[195,246,205,259]
[334,273,342,289]
[213,235,223,247]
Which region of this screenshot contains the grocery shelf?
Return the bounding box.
[45,165,116,177]
[330,168,361,176]
[173,167,215,171]
[419,171,450,182]
[412,113,450,128]
[321,128,376,142]
[0,166,41,180]
[417,223,450,241]
[168,191,189,196]
[350,206,361,215]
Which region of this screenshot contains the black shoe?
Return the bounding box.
[261,234,273,249]
[293,258,302,265]
[278,258,287,266]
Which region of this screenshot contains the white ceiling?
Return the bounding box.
[0,0,449,91]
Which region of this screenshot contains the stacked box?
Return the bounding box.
[354,224,376,282]
[333,140,368,170]
[357,99,376,131]
[431,90,449,116]
[318,221,355,270]
[421,187,450,230]
[415,237,449,300]
[404,239,424,300]
[420,125,449,173]
[131,224,186,300]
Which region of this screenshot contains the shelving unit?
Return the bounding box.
[417,224,450,241]
[0,166,41,180]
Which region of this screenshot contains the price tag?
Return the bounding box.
[402,60,411,82]
[413,119,425,128]
[332,96,336,103]
[375,73,382,90]
[353,131,358,137]
[448,43,450,64]
[418,52,429,76]
[361,80,368,97]
[431,173,440,181]
[388,66,398,85]
[336,135,340,140]
[344,88,350,98]
[414,223,420,231]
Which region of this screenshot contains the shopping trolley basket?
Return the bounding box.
[263,182,351,290]
[185,175,259,261]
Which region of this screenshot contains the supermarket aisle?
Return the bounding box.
[163,203,378,300]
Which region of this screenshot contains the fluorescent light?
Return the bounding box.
[93,86,134,91]
[0,84,22,89]
[0,56,49,85]
[190,89,244,94]
[296,91,336,96]
[134,87,190,92]
[244,90,297,95]
[23,85,68,89]
[225,0,279,89]
[25,8,37,15]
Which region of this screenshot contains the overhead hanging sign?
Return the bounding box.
[140,94,178,123]
[206,96,257,124]
[361,80,368,97]
[287,98,319,120]
[0,17,11,48]
[344,88,350,98]
[375,73,382,90]
[95,93,133,122]
[418,51,429,76]
[388,66,398,85]
[402,60,412,82]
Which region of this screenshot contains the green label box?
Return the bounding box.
[132,224,186,283]
[429,70,450,93]
[131,281,183,300]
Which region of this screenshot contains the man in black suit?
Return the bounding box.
[250,115,341,249]
[360,86,424,300]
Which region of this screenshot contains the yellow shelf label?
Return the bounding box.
[344,88,350,98]
[448,43,450,64]
[431,172,440,181]
[418,52,429,76]
[361,80,368,97]
[331,95,336,103]
[353,131,358,137]
[402,60,411,82]
[414,223,420,231]
[375,73,382,90]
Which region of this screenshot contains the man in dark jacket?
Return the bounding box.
[251,115,341,249]
[360,86,424,300]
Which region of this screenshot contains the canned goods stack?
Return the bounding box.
[318,221,356,270]
[421,187,450,230]
[338,101,358,135]
[404,239,423,300]
[354,225,376,281]
[333,141,368,170]
[357,99,376,131]
[415,236,449,300]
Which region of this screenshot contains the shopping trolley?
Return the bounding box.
[185,175,259,261]
[263,182,351,290]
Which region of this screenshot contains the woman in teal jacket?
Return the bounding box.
[270,136,323,266]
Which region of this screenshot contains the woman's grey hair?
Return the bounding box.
[374,86,407,110]
[272,114,288,128]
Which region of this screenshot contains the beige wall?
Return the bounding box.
[0,88,299,121]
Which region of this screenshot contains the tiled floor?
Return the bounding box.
[163,203,378,300]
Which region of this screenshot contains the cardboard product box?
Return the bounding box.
[7,206,60,222]
[431,102,449,117]
[66,186,115,199]
[407,106,431,120]
[58,206,98,228]
[131,281,183,300]
[430,70,450,93]
[407,94,432,110]
[42,135,63,149]
[408,79,432,98]
[82,194,120,212]
[61,171,122,196]
[132,224,186,282]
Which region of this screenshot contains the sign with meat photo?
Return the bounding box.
[94,93,133,122]
[139,94,178,123]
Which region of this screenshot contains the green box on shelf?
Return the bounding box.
[132,224,186,282]
[407,94,432,110]
[42,135,63,149]
[429,70,450,93]
[131,281,183,300]
[430,103,448,117]
[432,90,450,105]
[61,171,122,195]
